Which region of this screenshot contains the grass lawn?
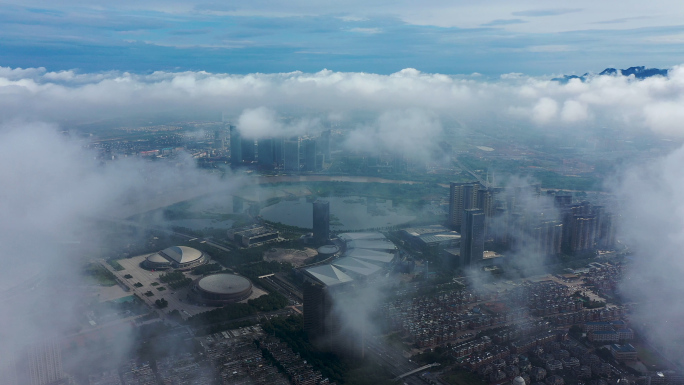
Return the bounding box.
[106,259,125,271]
[82,263,117,286]
[157,287,166,291]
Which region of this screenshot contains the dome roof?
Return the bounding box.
[317,245,339,255]
[513,376,526,385]
[197,273,252,295]
[159,246,203,264]
[146,253,169,263]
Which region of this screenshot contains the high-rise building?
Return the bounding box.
[477,188,494,218]
[274,138,284,167]
[302,139,317,171]
[301,265,361,357]
[449,182,480,230]
[561,204,581,252]
[26,339,65,385]
[313,200,330,242]
[315,154,325,171]
[554,194,572,208]
[258,138,275,167]
[213,129,226,150]
[599,212,616,249]
[283,139,300,172]
[392,154,406,174]
[533,221,563,257]
[592,206,617,249]
[571,215,597,253]
[0,346,19,385]
[319,130,331,161]
[229,125,242,166]
[460,209,485,266]
[303,279,331,342]
[242,138,256,162]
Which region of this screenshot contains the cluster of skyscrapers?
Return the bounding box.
[1,339,66,385]
[448,182,616,267]
[227,125,331,172]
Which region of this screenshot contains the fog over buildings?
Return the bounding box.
[2,65,684,383]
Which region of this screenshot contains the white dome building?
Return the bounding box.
[143,246,209,270]
[189,273,253,306]
[513,376,527,385]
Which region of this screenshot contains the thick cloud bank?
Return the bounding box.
[616,147,684,366]
[2,66,684,136]
[0,122,241,381]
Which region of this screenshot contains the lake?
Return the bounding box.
[259,196,416,230]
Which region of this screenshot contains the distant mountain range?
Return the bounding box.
[551,66,668,83]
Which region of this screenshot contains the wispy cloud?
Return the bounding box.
[592,16,651,24]
[337,15,368,22]
[512,8,583,17]
[644,33,684,44]
[170,28,212,35]
[527,44,576,52]
[348,27,382,34]
[481,18,527,27]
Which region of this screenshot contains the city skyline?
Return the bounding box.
[4,1,684,384]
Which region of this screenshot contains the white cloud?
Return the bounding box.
[237,107,319,139]
[532,97,559,123]
[615,145,684,366]
[560,99,589,122]
[348,27,382,34]
[344,109,443,160]
[0,121,243,379]
[2,65,684,142]
[526,44,575,52]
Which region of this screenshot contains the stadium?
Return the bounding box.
[142,246,209,271]
[189,273,253,306]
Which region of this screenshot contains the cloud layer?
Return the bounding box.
[2,66,684,137]
[0,122,242,380]
[615,145,684,366]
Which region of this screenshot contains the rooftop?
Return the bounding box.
[402,225,450,237]
[331,257,382,277]
[347,239,397,251]
[344,248,395,265]
[197,273,252,295]
[418,233,461,244]
[611,344,636,352]
[317,245,340,255]
[302,264,354,287]
[159,246,203,264]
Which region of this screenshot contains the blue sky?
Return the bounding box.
[1,1,684,75]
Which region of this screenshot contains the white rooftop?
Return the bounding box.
[160,246,203,264]
[303,264,354,286]
[331,257,382,277]
[344,248,395,265]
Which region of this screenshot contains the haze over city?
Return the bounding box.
[3,1,684,385]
